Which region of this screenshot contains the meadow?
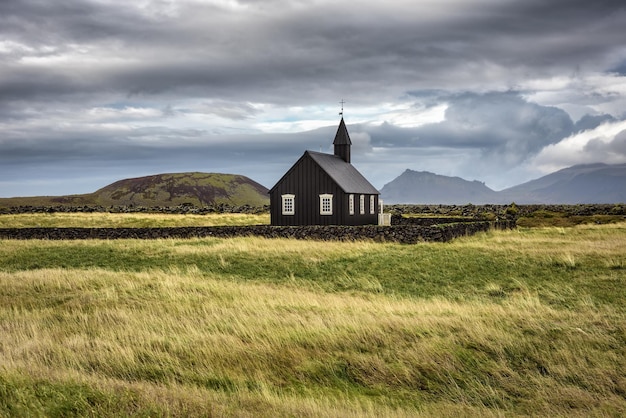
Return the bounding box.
[0,212,270,228]
[0,213,625,417]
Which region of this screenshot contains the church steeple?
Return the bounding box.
[333,117,351,163]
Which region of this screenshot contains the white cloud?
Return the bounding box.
[380,104,448,128]
[523,72,626,120]
[532,119,626,173]
[88,106,164,121]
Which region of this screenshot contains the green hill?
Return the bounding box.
[0,172,269,208]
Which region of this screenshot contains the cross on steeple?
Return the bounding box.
[339,99,345,116]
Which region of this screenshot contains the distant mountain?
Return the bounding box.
[381,163,626,204]
[4,164,625,208]
[380,169,500,204]
[0,172,269,208]
[499,163,626,204]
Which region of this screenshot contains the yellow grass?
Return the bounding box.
[0,212,269,228]
[2,266,625,416]
[1,223,625,416]
[460,223,626,267]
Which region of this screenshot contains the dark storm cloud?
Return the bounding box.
[0,127,316,196]
[584,129,626,158]
[612,59,626,76]
[0,121,333,178]
[0,0,162,45]
[574,114,617,132]
[2,0,626,196]
[366,92,574,163]
[0,128,308,165]
[2,0,625,105]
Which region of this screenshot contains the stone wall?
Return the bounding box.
[0,221,515,244]
[389,215,479,226]
[0,204,268,215]
[387,203,626,218]
[4,203,624,217]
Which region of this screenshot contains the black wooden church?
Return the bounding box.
[269,118,380,226]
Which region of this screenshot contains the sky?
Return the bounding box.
[1,0,626,197]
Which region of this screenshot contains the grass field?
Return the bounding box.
[1,217,625,416]
[0,212,270,228]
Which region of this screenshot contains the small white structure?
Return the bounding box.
[378,199,391,226]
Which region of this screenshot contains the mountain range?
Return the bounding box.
[1,163,624,208]
[380,163,626,204]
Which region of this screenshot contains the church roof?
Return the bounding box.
[333,117,352,145]
[306,150,379,194]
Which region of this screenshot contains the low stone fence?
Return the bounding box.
[0,204,269,215]
[389,215,480,226]
[0,220,515,244]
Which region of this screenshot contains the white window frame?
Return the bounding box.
[281,194,295,215]
[359,194,365,214]
[320,194,333,215]
[370,195,375,214]
[349,194,354,215]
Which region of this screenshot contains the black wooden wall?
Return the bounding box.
[270,153,379,226]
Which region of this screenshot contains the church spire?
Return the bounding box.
[333,117,351,163]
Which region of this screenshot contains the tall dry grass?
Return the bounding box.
[0,212,269,228]
[2,267,624,416]
[1,223,626,416]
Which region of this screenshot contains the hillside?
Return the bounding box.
[499,163,626,204]
[380,169,501,204]
[381,163,626,204]
[0,172,269,208]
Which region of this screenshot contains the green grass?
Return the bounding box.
[516,210,626,227]
[0,172,270,208]
[1,223,625,416]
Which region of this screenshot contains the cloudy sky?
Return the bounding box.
[1,0,626,197]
